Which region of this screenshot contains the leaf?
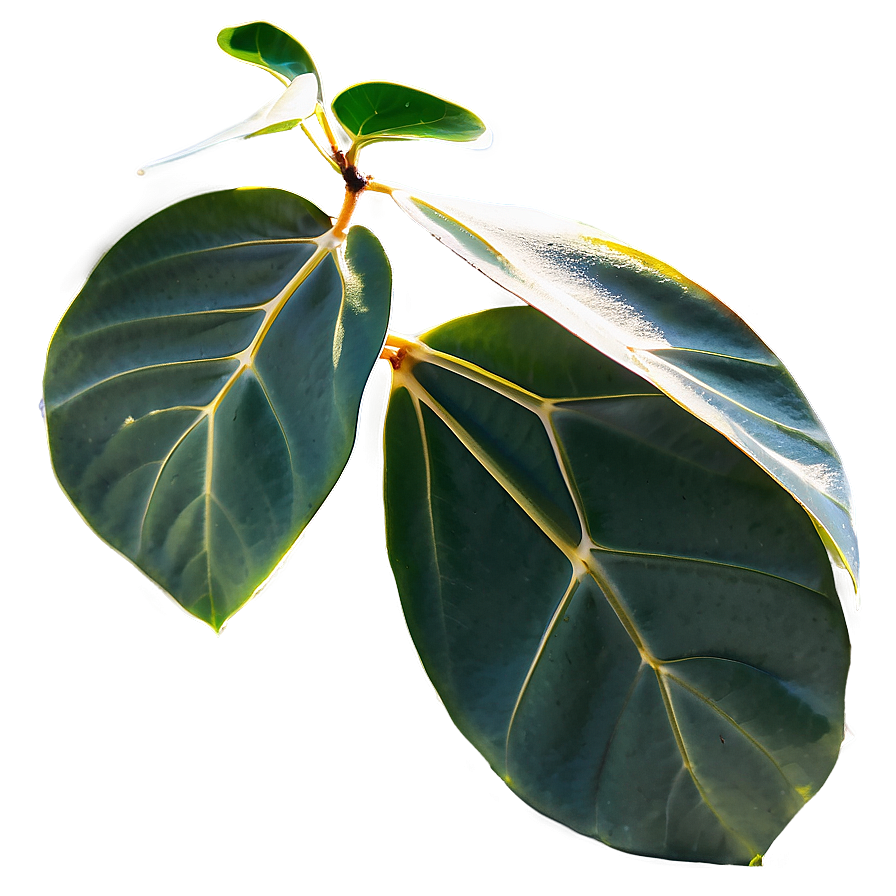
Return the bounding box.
[390,189,858,592]
[138,74,318,173]
[383,306,849,865]
[331,82,485,149]
[44,188,391,630]
[217,21,322,95]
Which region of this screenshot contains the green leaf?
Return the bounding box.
[44,189,391,630]
[391,189,858,591]
[331,82,485,149]
[217,21,321,94]
[138,74,318,173]
[384,306,848,865]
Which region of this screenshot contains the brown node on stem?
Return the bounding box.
[334,149,370,193]
[381,346,408,370]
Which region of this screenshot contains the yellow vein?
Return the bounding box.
[72,306,265,341]
[209,493,254,566]
[542,412,588,548]
[398,362,655,665]
[252,367,295,478]
[397,375,575,565]
[193,244,330,624]
[136,412,206,555]
[639,348,832,440]
[593,666,646,828]
[650,345,781,369]
[661,667,807,802]
[504,570,581,777]
[588,545,834,601]
[107,236,319,282]
[655,669,760,858]
[408,388,454,684]
[51,357,237,410]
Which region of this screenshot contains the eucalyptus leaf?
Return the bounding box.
[384,306,848,865]
[332,82,485,149]
[390,189,858,591]
[138,74,318,173]
[217,21,322,97]
[44,188,391,630]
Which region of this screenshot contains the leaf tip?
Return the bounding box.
[749,854,763,867]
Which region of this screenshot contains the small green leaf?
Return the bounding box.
[384,306,848,864]
[138,74,318,172]
[45,189,391,630]
[391,189,859,591]
[332,82,485,149]
[217,21,321,94]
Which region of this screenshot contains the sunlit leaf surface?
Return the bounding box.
[332,82,485,148]
[391,190,858,591]
[217,21,321,94]
[384,306,848,864]
[138,74,318,173]
[45,189,391,629]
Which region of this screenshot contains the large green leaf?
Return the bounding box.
[217,21,321,93]
[384,306,848,865]
[331,82,485,149]
[390,190,858,591]
[44,188,391,630]
[138,74,318,173]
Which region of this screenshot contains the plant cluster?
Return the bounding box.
[43,21,856,865]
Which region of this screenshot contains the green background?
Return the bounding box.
[7,1,889,893]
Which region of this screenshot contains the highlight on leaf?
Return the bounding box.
[217,21,322,96]
[332,81,486,149]
[391,189,859,595]
[384,306,849,865]
[138,73,318,173]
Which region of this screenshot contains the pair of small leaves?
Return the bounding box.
[142,22,485,171]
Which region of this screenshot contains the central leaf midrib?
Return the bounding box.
[130,243,331,625]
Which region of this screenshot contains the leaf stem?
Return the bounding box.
[330,187,361,241]
[365,180,394,195]
[299,121,341,172]
[314,102,341,155]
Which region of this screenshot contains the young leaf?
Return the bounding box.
[390,189,858,591]
[138,74,318,172]
[217,21,322,95]
[383,306,848,865]
[331,82,485,149]
[44,188,391,630]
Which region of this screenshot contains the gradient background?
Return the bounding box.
[5,1,892,891]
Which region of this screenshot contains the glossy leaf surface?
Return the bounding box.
[332,82,485,148]
[45,189,391,630]
[391,190,858,590]
[384,306,848,864]
[138,74,318,173]
[217,21,321,93]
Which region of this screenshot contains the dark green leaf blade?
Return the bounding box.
[384,306,848,864]
[332,82,485,148]
[45,189,391,630]
[217,21,321,94]
[391,189,858,591]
